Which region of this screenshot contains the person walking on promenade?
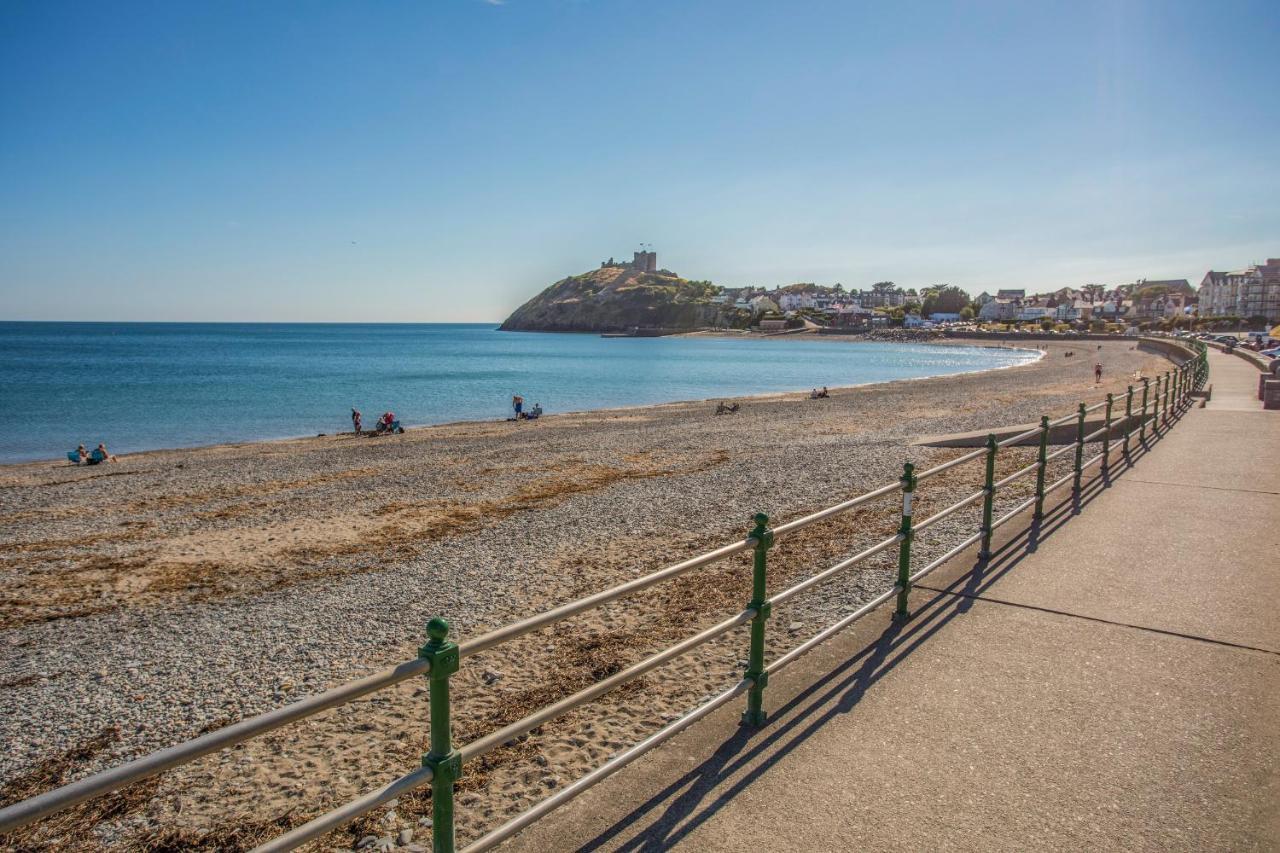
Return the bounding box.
[351,407,362,434]
[1094,362,1103,384]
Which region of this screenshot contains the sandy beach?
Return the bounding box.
[0,338,1173,851]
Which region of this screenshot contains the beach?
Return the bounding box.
[0,339,1171,851]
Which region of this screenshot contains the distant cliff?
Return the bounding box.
[499,267,750,333]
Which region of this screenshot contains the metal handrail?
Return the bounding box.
[0,339,1206,852]
[909,530,985,583]
[771,480,903,535]
[995,424,1044,448]
[768,533,903,607]
[766,585,903,676]
[1083,424,1110,443]
[459,608,755,762]
[0,657,431,832]
[991,496,1038,531]
[914,447,986,482]
[993,461,1039,490]
[1047,411,1079,427]
[253,767,434,853]
[1081,452,1106,471]
[1045,443,1076,463]
[461,678,752,853]
[459,538,756,658]
[913,489,985,532]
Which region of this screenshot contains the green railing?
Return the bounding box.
[0,340,1209,853]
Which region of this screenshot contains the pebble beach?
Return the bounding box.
[0,338,1173,851]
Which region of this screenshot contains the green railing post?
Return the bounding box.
[419,618,462,853]
[1033,415,1049,520]
[1139,378,1150,444]
[742,512,773,726]
[1122,384,1134,461]
[979,434,997,559]
[1163,371,1172,425]
[893,462,917,620]
[1072,402,1086,492]
[1153,374,1163,434]
[1102,393,1113,473]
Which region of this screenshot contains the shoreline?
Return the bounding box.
[0,337,1169,851]
[0,338,1043,471]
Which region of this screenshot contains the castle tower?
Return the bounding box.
[632,250,657,272]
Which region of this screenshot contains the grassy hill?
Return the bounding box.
[499,267,750,332]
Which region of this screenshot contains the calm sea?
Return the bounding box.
[0,323,1037,463]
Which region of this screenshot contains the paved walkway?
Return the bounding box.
[509,349,1280,852]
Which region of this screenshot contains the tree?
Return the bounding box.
[960,305,975,321]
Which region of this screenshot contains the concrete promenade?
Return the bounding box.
[510,348,1280,852]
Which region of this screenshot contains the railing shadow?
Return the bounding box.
[573,396,1196,852]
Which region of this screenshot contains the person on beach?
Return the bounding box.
[528,402,543,419]
[1094,363,1103,384]
[810,388,820,399]
[75,444,88,463]
[88,443,116,464]
[377,411,401,433]
[351,408,362,434]
[512,395,524,419]
[820,386,830,398]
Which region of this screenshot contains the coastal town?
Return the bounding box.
[505,248,1280,337]
[709,256,1280,332]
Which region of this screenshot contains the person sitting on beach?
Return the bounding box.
[88,443,116,464]
[810,388,820,399]
[528,402,543,419]
[351,407,362,434]
[376,411,401,434]
[819,386,830,398]
[67,444,89,464]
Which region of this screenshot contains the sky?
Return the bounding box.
[1,0,1278,322]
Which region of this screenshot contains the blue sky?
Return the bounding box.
[2,0,1277,322]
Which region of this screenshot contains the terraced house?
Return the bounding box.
[1199,258,1280,321]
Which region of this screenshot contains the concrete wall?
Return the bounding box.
[1135,336,1197,366]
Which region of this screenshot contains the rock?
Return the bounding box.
[499,266,747,333]
[482,669,503,684]
[379,809,399,828]
[417,817,433,828]
[355,836,378,850]
[397,828,414,845]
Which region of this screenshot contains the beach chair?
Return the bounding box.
[88,448,107,464]
[66,451,82,464]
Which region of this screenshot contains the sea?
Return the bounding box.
[0,323,1039,464]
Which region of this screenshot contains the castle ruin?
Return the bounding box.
[602,249,658,272]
